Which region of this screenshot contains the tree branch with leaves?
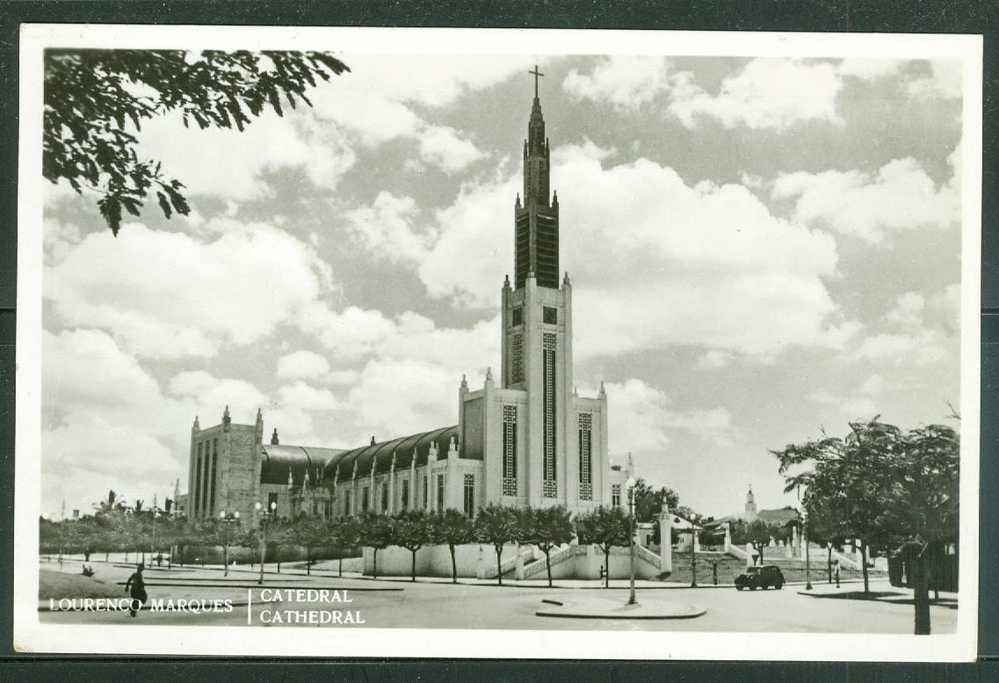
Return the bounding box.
[44,49,349,234]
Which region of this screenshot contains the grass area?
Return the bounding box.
[39,569,123,600]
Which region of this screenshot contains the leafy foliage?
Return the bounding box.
[393,510,433,582]
[475,504,518,585]
[520,506,575,587]
[729,518,789,565]
[432,509,475,584]
[575,506,631,587]
[630,478,680,522]
[44,49,349,234]
[773,417,960,633]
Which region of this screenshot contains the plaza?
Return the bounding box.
[38,556,956,633]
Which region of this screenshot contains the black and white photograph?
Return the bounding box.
[13,25,981,660]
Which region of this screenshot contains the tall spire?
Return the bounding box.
[515,63,558,289]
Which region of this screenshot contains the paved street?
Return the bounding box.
[39,558,957,633]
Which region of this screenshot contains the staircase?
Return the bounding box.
[669,551,883,584]
[668,552,747,584]
[519,544,580,580]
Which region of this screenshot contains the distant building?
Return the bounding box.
[744,485,757,522]
[713,486,800,527]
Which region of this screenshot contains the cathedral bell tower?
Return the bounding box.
[500,66,577,506]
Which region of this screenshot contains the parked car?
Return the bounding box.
[735,565,784,590]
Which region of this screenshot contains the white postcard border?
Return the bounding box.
[13,24,983,661]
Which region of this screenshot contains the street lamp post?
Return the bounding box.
[255,501,278,585]
[626,477,637,606]
[219,510,240,577]
[797,484,813,591]
[803,511,813,591]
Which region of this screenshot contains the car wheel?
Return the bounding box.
[736,585,743,591]
[775,582,783,590]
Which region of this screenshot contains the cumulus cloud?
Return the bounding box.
[412,143,854,361]
[129,53,527,202]
[772,156,959,245]
[45,219,334,359]
[418,126,487,173]
[341,358,467,445]
[137,110,357,200]
[696,350,732,370]
[605,379,735,452]
[860,374,887,395]
[836,58,905,81]
[299,301,499,374]
[277,350,332,380]
[42,329,191,515]
[850,285,959,366]
[345,192,433,264]
[40,327,357,513]
[668,58,843,130]
[806,390,878,420]
[563,56,671,110]
[907,60,962,100]
[563,57,845,130]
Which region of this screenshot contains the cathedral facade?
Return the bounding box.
[184,74,628,526]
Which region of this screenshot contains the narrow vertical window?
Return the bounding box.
[343,490,351,516]
[542,333,557,497]
[362,487,369,512]
[578,413,592,501]
[510,334,524,384]
[201,441,211,517]
[194,443,203,517]
[381,482,389,512]
[463,474,475,517]
[401,479,410,509]
[502,405,518,496]
[423,473,428,508]
[209,438,218,513]
[436,474,445,511]
[611,484,621,508]
[268,492,278,515]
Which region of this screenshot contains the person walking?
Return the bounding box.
[124,563,148,618]
[833,560,841,588]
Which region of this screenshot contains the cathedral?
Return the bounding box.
[183,70,628,526]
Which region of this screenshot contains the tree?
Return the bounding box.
[876,423,959,634]
[394,510,432,582]
[774,417,960,635]
[330,516,362,578]
[475,504,517,586]
[358,514,394,579]
[730,519,786,566]
[266,518,294,573]
[521,507,575,588]
[44,49,350,234]
[630,478,680,523]
[575,506,630,588]
[431,510,475,584]
[290,514,328,576]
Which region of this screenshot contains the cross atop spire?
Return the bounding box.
[529,64,544,98]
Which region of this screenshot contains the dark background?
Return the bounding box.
[0,1,996,679]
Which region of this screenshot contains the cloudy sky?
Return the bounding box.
[41,53,963,520]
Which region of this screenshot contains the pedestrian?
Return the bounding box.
[833,560,841,588]
[156,553,163,568]
[124,563,148,618]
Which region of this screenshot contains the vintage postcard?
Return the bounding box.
[14,25,981,660]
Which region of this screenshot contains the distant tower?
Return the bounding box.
[745,485,758,522]
[271,428,280,445]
